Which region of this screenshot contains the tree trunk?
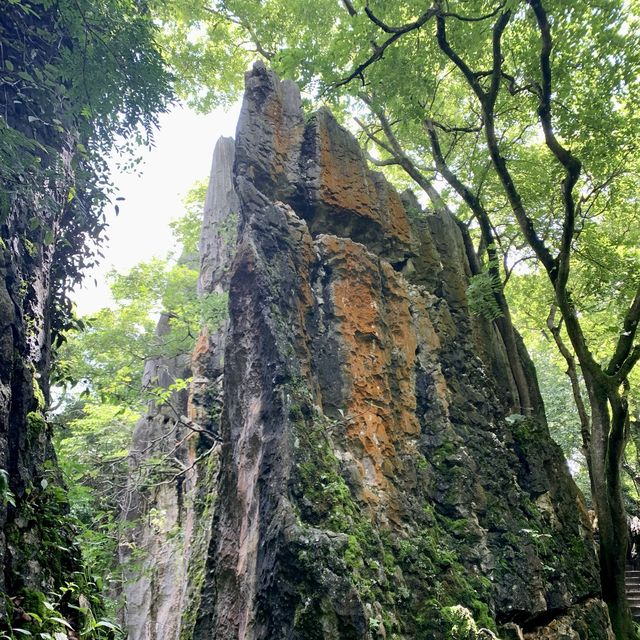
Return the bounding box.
[586,375,634,638]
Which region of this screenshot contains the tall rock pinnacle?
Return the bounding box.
[184,63,612,639]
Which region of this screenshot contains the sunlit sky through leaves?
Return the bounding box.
[72,102,241,315]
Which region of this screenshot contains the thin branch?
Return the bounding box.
[613,344,640,385]
[358,93,445,210]
[365,153,401,167]
[354,116,395,156]
[203,6,274,60]
[547,305,591,456]
[150,443,219,488]
[503,254,536,286]
[335,5,437,87]
[341,0,357,17]
[607,283,640,380]
[441,3,507,23]
[429,118,482,134]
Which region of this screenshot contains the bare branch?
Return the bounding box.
[354,116,395,155]
[441,2,506,23]
[365,154,401,167]
[429,118,482,134]
[341,0,357,17]
[503,254,536,286]
[203,5,274,60]
[335,5,437,88]
[605,283,640,384]
[547,305,591,456]
[150,443,219,488]
[358,93,445,210]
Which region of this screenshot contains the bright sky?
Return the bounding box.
[72,102,241,315]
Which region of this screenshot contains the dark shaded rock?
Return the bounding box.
[0,174,80,626]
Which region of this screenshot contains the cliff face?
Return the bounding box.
[119,137,238,640]
[120,64,612,639]
[0,160,79,625]
[184,63,611,639]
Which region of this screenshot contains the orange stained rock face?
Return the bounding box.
[318,236,419,503]
[316,119,412,246]
[191,329,210,371]
[263,89,303,188]
[372,176,413,247]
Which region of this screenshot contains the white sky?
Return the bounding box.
[72,102,241,315]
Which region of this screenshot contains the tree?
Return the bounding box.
[1,0,172,356]
[147,1,640,635]
[1,0,171,632]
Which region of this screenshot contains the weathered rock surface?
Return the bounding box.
[187,63,612,639]
[1,160,79,626]
[120,137,237,640]
[119,63,613,639]
[119,312,193,640]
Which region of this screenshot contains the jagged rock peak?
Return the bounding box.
[235,61,413,264]
[120,139,238,640]
[199,136,239,296]
[189,64,613,639]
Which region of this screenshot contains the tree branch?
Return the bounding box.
[429,118,482,134]
[436,8,558,278]
[335,5,437,88]
[435,12,485,100]
[341,0,357,17]
[441,3,506,23]
[607,283,640,380]
[614,344,640,385]
[358,93,446,211]
[547,305,591,455]
[527,0,581,291]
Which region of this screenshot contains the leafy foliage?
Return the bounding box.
[466,259,503,322]
[1,0,172,342]
[49,183,227,618]
[53,187,217,410]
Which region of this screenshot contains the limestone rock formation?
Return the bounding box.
[182,62,613,639]
[120,137,238,640]
[1,175,79,625]
[121,63,613,639]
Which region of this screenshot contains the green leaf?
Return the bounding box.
[94,620,120,631]
[48,617,73,630]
